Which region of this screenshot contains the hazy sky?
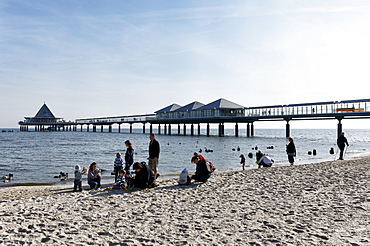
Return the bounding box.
[1,1,370,128]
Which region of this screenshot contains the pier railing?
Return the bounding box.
[75,114,156,124]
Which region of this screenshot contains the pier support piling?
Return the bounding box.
[206,123,210,136]
[286,120,290,138]
[143,123,146,134]
[191,124,194,136]
[235,123,239,137]
[337,117,343,138]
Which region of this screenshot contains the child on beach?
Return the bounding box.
[73,165,87,192]
[114,152,123,182]
[239,154,246,170]
[112,169,127,189]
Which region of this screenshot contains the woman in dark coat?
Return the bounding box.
[286,137,296,166]
[124,140,134,171]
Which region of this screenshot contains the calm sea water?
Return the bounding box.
[1,128,369,187]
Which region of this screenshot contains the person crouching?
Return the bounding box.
[190,156,212,182]
[132,162,155,189]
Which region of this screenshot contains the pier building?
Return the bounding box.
[19,99,370,138]
[18,103,73,131]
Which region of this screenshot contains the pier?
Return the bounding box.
[19,98,370,138]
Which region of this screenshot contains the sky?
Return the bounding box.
[1,0,370,129]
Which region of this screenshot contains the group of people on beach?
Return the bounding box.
[73,133,161,192]
[239,132,350,170]
[73,131,350,191]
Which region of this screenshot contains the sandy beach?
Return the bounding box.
[0,156,369,245]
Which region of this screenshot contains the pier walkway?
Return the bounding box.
[19,98,370,138]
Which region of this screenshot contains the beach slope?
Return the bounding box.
[0,156,369,245]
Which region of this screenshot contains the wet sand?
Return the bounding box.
[0,156,369,245]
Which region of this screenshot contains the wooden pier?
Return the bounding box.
[19,98,370,138]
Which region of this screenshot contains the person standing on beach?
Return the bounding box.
[256,150,263,165]
[88,162,101,190]
[124,140,134,171]
[113,153,123,182]
[286,137,296,166]
[240,154,246,170]
[337,132,349,160]
[73,165,87,192]
[149,134,160,179]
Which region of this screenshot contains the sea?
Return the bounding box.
[1,128,370,187]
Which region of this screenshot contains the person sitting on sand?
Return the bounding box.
[88,162,101,190]
[125,170,133,187]
[132,162,155,189]
[258,153,274,168]
[190,156,212,182]
[112,169,127,189]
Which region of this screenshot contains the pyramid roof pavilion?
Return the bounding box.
[34,103,56,118]
[174,101,205,111]
[155,103,182,113]
[197,98,244,110]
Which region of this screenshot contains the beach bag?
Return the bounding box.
[178,168,190,185]
[206,161,216,173]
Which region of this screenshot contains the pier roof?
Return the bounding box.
[174,101,205,111]
[155,103,182,113]
[198,98,244,110]
[34,103,56,118]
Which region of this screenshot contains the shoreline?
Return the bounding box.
[1,149,368,189]
[0,155,369,245]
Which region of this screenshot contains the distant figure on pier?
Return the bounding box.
[337,132,349,160]
[124,140,134,171]
[148,134,160,179]
[257,153,274,168]
[286,137,296,166]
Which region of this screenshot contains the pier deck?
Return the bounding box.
[19,98,370,137]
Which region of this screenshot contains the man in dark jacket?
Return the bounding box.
[337,132,349,160]
[149,134,160,178]
[133,162,155,189]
